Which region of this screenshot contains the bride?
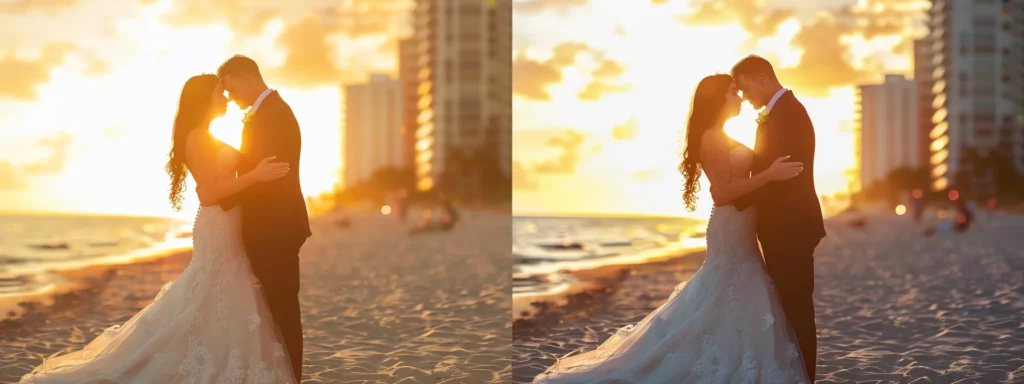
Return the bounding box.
[21,74,296,383]
[533,74,810,383]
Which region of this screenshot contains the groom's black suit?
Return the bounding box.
[222,90,311,381]
[732,90,826,379]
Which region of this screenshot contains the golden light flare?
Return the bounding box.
[0,1,375,217]
[513,0,913,216]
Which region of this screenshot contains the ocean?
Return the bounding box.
[513,215,707,300]
[0,213,193,302]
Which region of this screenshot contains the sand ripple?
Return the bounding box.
[1,211,511,383]
[513,212,1024,383]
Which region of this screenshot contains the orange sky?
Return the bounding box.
[512,0,930,217]
[0,0,413,218]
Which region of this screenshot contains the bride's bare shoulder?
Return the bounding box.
[700,129,737,153]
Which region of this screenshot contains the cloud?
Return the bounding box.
[513,42,612,101]
[578,81,631,100]
[681,0,928,96]
[633,169,662,180]
[0,0,77,13]
[0,44,73,101]
[163,1,415,88]
[592,59,625,78]
[774,15,871,95]
[515,0,589,15]
[611,118,637,141]
[681,0,795,37]
[24,131,73,174]
[162,0,274,35]
[0,132,72,190]
[0,162,26,190]
[576,58,631,100]
[269,16,345,87]
[512,161,538,190]
[533,130,585,173]
[322,0,413,38]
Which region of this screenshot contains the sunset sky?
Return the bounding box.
[0,0,412,218]
[512,0,930,217]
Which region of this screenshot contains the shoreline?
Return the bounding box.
[512,210,1024,383]
[512,247,706,322]
[0,210,512,382]
[0,248,193,338]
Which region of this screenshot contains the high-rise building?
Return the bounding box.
[399,39,419,170]
[857,75,920,187]
[410,0,512,194]
[927,0,1024,191]
[913,39,935,169]
[343,74,403,188]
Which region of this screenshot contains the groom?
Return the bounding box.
[715,55,826,380]
[218,54,312,381]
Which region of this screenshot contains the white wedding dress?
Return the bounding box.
[534,146,809,384]
[21,144,295,384]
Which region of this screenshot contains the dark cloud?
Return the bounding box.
[512,161,538,190]
[533,130,585,173]
[515,0,589,15]
[24,131,73,174]
[611,118,637,141]
[0,0,77,13]
[0,44,72,100]
[681,0,927,96]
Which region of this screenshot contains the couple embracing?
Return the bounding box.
[535,55,827,383]
[22,55,310,383]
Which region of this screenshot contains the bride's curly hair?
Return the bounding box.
[679,74,734,211]
[166,74,220,211]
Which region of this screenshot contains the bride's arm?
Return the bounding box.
[187,133,278,206]
[703,131,794,206]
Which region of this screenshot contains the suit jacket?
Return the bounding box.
[733,91,826,250]
[221,91,312,248]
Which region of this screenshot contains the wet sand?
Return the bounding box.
[0,210,511,383]
[513,211,1024,383]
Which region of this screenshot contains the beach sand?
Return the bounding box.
[0,210,511,383]
[513,211,1024,383]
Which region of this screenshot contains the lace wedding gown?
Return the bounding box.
[534,146,809,384]
[21,144,294,384]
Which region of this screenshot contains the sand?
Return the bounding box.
[0,210,512,383]
[513,211,1024,383]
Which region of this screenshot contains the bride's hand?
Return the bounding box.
[252,156,290,181]
[766,156,803,181]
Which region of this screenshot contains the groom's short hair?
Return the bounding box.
[217,54,263,80]
[731,55,777,80]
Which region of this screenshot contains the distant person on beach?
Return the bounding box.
[409,193,459,235]
[911,189,925,223]
[534,58,817,383]
[21,56,309,383]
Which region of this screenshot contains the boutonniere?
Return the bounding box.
[242,109,256,125]
[755,109,771,125]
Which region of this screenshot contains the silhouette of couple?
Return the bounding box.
[21,55,311,384]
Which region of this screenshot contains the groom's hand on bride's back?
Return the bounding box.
[710,186,726,207]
